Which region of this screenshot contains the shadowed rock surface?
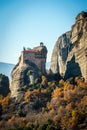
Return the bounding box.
[50,31,72,76]
[66,11,87,81]
[65,55,82,79]
[51,12,87,81]
[0,74,10,97]
[10,61,40,99]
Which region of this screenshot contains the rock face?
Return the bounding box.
[66,11,87,80]
[10,62,39,99]
[50,31,72,76]
[10,43,47,99]
[51,11,87,81]
[0,74,10,97]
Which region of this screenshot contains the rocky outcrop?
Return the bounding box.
[0,74,10,97]
[51,11,87,81]
[50,31,72,76]
[10,43,47,99]
[10,60,40,99]
[66,11,87,80]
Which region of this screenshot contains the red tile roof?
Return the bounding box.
[23,49,41,53]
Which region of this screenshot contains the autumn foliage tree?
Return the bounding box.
[41,75,48,88]
[0,76,87,130]
[24,90,31,102]
[52,87,63,98]
[0,93,11,109]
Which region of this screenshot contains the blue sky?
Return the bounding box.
[0,0,87,64]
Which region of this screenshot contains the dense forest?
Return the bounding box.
[0,75,87,130]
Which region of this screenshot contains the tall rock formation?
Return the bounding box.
[66,11,87,80]
[10,43,47,99]
[50,31,72,76]
[51,11,87,81]
[0,74,10,97]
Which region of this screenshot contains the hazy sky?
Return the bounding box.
[0,0,87,64]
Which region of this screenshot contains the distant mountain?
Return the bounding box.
[0,62,15,79]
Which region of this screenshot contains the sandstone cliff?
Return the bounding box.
[51,11,87,81]
[50,31,72,76]
[10,59,40,99]
[66,11,87,80]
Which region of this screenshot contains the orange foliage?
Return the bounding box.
[61,116,70,130]
[47,102,52,110]
[48,81,56,87]
[48,82,52,86]
[0,93,11,108]
[64,82,74,91]
[41,75,47,86]
[0,77,87,129]
[71,110,80,127]
[75,77,87,89]
[78,96,87,110]
[66,102,75,111]
[52,87,63,98]
[79,81,87,89]
[8,115,16,123]
[0,95,3,101]
[41,89,47,93]
[24,90,31,102]
[49,108,55,115]
[57,106,66,118]
[59,79,64,85]
[81,96,87,105]
[20,117,27,125]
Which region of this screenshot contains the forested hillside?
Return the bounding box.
[0,76,87,130]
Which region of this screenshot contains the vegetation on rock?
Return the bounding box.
[0,75,87,130]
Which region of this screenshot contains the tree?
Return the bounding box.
[24,90,31,102]
[41,76,48,88]
[52,87,63,98]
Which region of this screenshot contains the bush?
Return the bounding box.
[46,125,56,130]
[38,123,48,130]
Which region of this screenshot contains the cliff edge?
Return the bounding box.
[51,11,87,81]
